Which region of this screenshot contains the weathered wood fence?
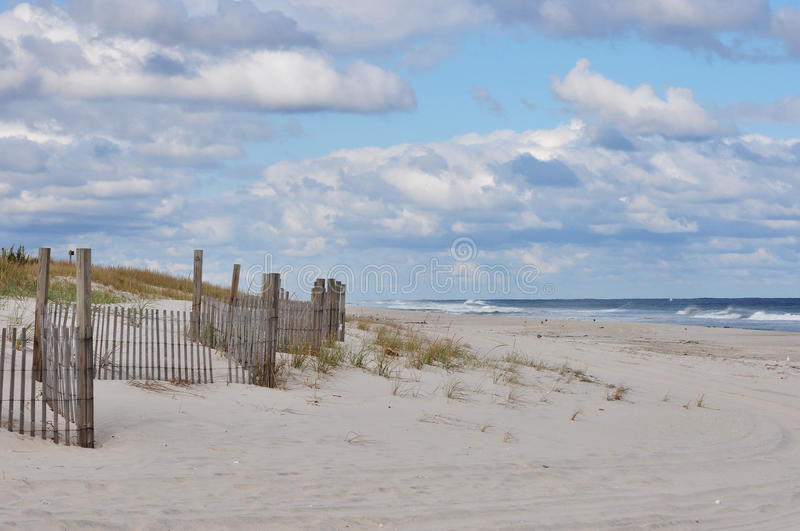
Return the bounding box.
[5,247,350,449]
[0,326,90,446]
[199,272,347,386]
[47,304,214,384]
[2,249,94,447]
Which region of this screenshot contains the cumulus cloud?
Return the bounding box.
[488,0,772,59]
[551,59,729,139]
[253,0,491,54]
[253,0,793,62]
[246,120,800,261]
[3,111,798,295]
[53,0,800,63]
[2,2,799,296]
[67,0,318,51]
[0,3,416,112]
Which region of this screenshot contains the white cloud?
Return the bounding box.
[0,121,73,144]
[253,0,491,54]
[0,4,416,112]
[181,216,235,244]
[727,96,800,125]
[626,195,698,233]
[246,119,800,269]
[551,59,728,139]
[490,0,774,59]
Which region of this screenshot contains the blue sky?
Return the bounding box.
[1,0,799,299]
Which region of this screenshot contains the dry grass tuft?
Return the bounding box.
[503,386,524,407]
[313,341,346,375]
[373,349,394,378]
[570,409,582,421]
[696,393,706,408]
[344,431,372,445]
[347,341,369,369]
[606,385,630,401]
[127,380,204,397]
[443,377,466,400]
[559,363,597,383]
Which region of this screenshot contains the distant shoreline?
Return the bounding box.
[353,297,800,334]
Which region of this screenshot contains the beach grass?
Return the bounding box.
[1,251,229,304]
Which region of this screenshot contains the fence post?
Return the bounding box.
[333,281,340,341]
[76,248,94,448]
[338,282,346,341]
[192,250,203,341]
[311,279,324,351]
[326,278,336,341]
[229,264,240,307]
[34,247,50,382]
[266,273,280,388]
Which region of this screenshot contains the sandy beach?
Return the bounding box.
[1,302,799,530]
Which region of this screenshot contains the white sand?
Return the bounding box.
[1,302,799,529]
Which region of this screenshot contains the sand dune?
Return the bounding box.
[1,303,799,529]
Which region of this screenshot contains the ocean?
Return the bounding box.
[363,298,800,333]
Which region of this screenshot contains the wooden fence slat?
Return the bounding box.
[18,329,26,435]
[138,309,144,380]
[103,306,111,379]
[8,328,17,432]
[64,326,71,446]
[140,309,146,380]
[186,312,194,383]
[0,328,5,430]
[170,310,176,381]
[154,310,161,381]
[125,308,131,380]
[206,312,213,384]
[30,330,36,436]
[52,328,59,445]
[182,311,189,383]
[40,327,47,440]
[111,308,119,380]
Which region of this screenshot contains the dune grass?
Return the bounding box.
[371,324,473,371]
[1,252,228,304]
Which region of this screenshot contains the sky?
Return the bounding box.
[1,0,800,300]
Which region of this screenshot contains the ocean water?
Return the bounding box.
[363,298,800,333]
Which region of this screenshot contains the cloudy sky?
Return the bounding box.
[1,0,799,299]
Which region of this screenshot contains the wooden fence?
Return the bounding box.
[5,247,351,450]
[198,274,347,386]
[47,304,214,384]
[41,275,346,388]
[1,325,93,447]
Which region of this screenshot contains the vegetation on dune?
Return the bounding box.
[1,244,229,304]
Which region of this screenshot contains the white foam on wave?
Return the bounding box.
[747,311,800,321]
[692,308,746,320]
